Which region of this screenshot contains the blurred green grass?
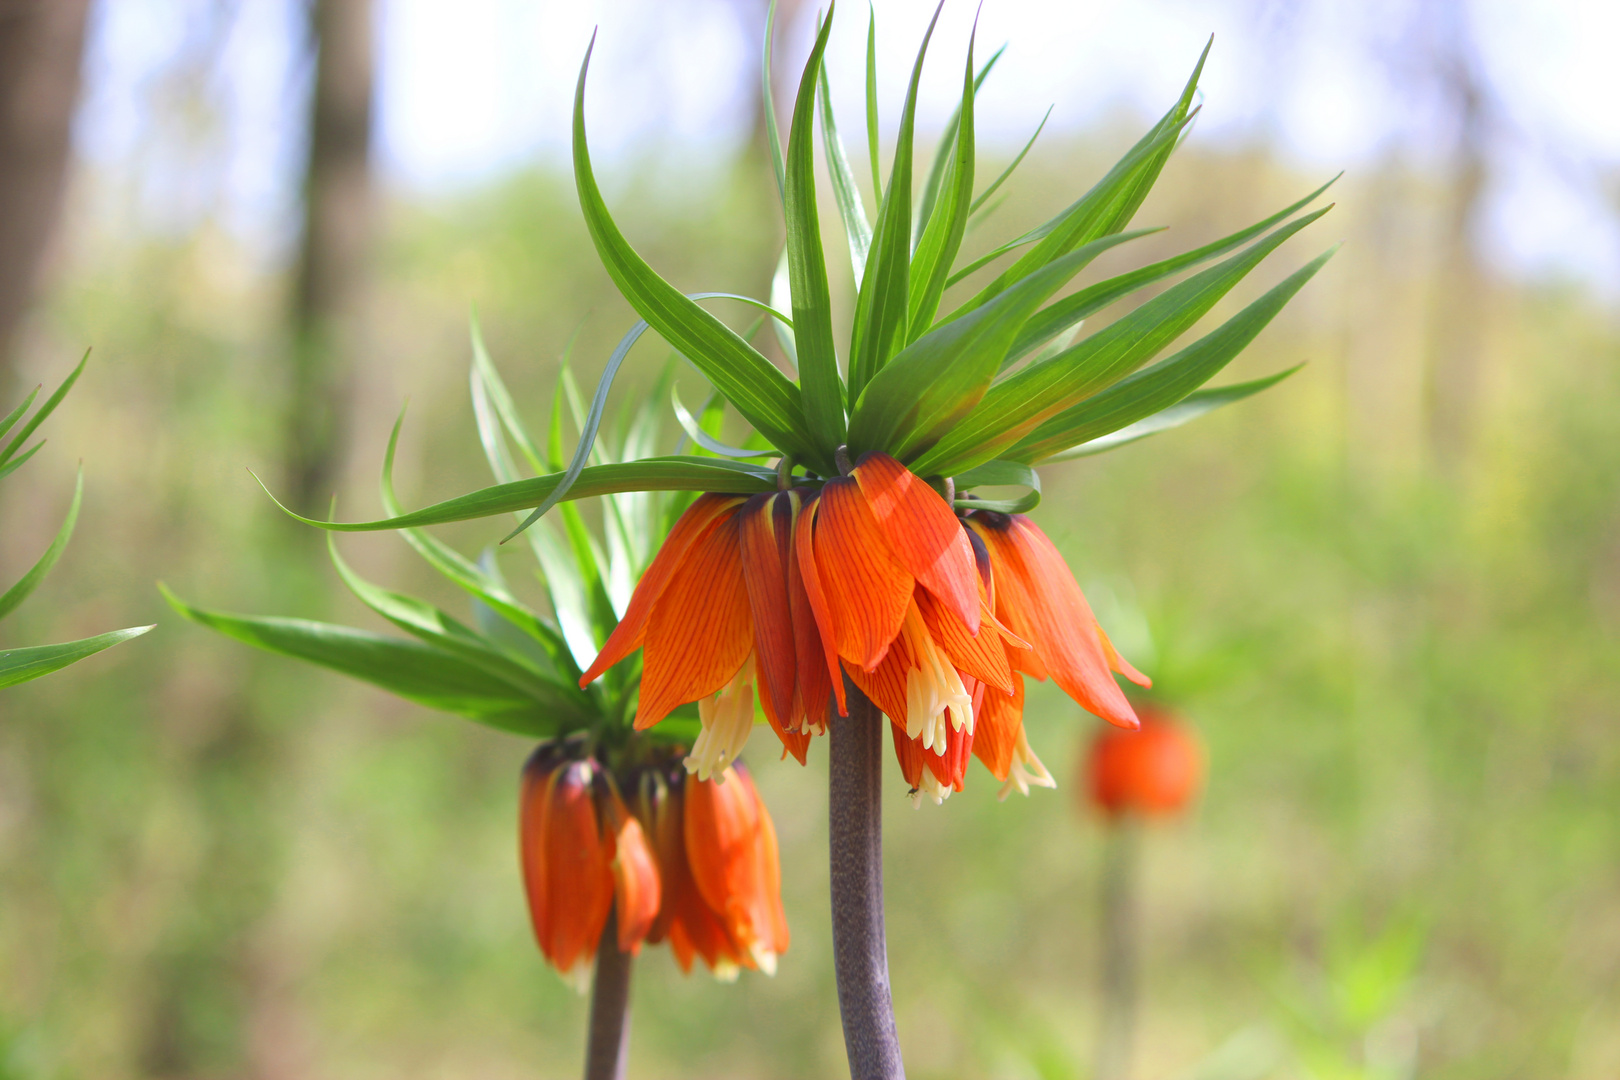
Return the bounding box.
[0,138,1617,1079]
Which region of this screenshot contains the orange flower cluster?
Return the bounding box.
[519,744,788,984]
[581,452,1148,804]
[1085,705,1204,818]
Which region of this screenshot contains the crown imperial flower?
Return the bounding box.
[1086,705,1205,817]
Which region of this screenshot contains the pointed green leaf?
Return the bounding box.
[907,30,978,338]
[914,42,1001,243]
[573,39,823,471]
[0,468,80,621]
[847,3,942,402]
[818,48,872,291]
[161,587,557,735]
[0,624,153,689]
[940,44,1208,327]
[0,386,39,446]
[762,0,788,202]
[1008,248,1335,462]
[1039,366,1303,461]
[967,106,1050,217]
[673,387,774,458]
[0,440,44,482]
[865,5,881,197]
[1005,175,1340,367]
[909,205,1332,476]
[849,230,1154,460]
[0,350,87,468]
[784,8,845,451]
[260,456,777,533]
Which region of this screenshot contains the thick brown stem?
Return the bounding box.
[828,685,905,1080]
[1096,818,1139,1080]
[584,907,633,1080]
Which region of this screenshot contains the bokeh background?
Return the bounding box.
[2,0,1618,1077]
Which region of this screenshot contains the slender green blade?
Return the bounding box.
[0,387,39,446]
[819,48,872,291]
[0,441,44,482]
[1008,248,1335,462]
[1038,367,1303,461]
[914,42,1001,244]
[865,5,881,197]
[572,39,822,471]
[0,351,87,468]
[847,2,943,403]
[910,206,1332,476]
[1005,176,1340,367]
[940,44,1209,328]
[161,586,555,734]
[0,624,152,689]
[762,0,787,202]
[260,456,777,533]
[849,230,1153,460]
[0,468,80,621]
[784,8,845,451]
[379,411,578,680]
[907,30,978,338]
[967,105,1050,218]
[470,315,547,474]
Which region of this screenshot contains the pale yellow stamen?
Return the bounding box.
[686,654,757,782]
[900,605,973,752]
[750,943,779,976]
[998,727,1057,801]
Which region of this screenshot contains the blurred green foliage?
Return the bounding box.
[0,132,1616,1080]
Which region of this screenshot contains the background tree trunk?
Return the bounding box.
[0,0,92,395]
[285,0,374,511]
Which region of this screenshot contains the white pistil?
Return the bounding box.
[900,605,973,752]
[998,727,1057,801]
[685,654,757,783]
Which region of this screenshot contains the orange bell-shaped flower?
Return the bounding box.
[518,747,661,985]
[1085,705,1204,818]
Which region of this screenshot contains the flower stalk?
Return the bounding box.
[585,906,634,1080]
[828,684,905,1080]
[1095,817,1139,1080]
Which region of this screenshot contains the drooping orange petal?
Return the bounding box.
[540,761,615,975]
[1099,625,1152,688]
[635,514,755,730]
[853,452,981,635]
[684,764,786,969]
[972,672,1025,782]
[739,492,806,764]
[844,628,914,726]
[814,476,914,671]
[741,765,790,957]
[788,529,833,732]
[606,798,661,954]
[581,494,744,686]
[889,719,925,791]
[793,491,846,715]
[916,587,1013,693]
[518,749,558,961]
[982,515,1140,729]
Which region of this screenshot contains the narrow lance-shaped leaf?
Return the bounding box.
[909,205,1332,476]
[907,27,978,338]
[1,350,87,468]
[849,229,1155,460]
[257,457,776,533]
[940,45,1206,326]
[572,37,824,471]
[1040,366,1303,462]
[761,0,788,202]
[783,7,845,451]
[1005,175,1340,368]
[379,408,579,681]
[0,468,81,621]
[1008,247,1335,462]
[913,42,1002,244]
[865,4,881,198]
[847,2,943,403]
[160,587,556,735]
[818,46,872,291]
[967,105,1050,218]
[0,625,153,690]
